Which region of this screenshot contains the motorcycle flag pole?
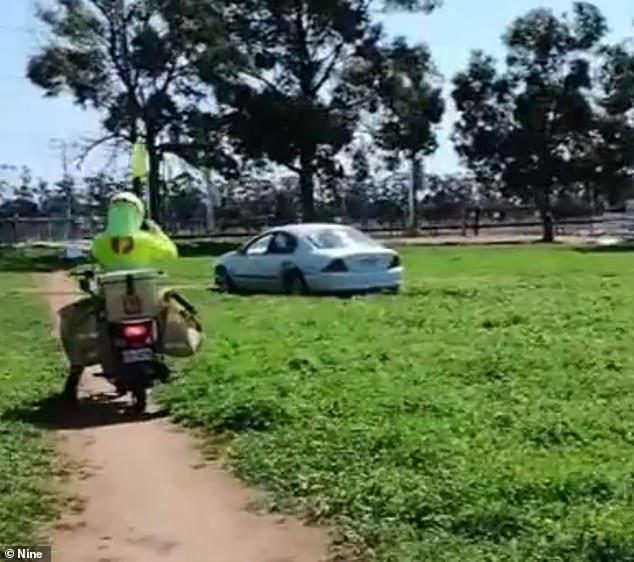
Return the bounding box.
[131,140,150,221]
[131,141,147,187]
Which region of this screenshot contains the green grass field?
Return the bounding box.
[0,272,60,544]
[157,245,634,561]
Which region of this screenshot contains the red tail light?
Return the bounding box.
[120,321,153,343]
[389,254,401,268]
[123,324,149,338]
[323,258,348,272]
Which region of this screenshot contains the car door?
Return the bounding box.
[232,233,275,292]
[266,232,299,292]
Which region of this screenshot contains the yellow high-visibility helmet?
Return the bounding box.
[105,191,145,236]
[110,191,145,215]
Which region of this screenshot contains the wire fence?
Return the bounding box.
[0,212,629,245]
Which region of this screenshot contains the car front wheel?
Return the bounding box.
[215,266,235,293]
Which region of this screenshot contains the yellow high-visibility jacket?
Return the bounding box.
[91,192,177,270]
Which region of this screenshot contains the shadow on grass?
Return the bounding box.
[176,240,241,257]
[176,236,561,254]
[574,243,634,254]
[212,286,400,300]
[393,238,557,248]
[0,239,238,271]
[1,391,168,430]
[0,247,83,272]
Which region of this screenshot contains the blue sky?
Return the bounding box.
[0,0,632,183]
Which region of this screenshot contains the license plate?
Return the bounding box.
[122,348,153,364]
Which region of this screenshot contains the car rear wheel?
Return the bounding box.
[215,266,235,293]
[284,269,308,295]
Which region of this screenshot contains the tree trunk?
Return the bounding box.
[541,210,555,242]
[147,142,161,223]
[408,153,423,234]
[537,185,555,242]
[299,147,316,222]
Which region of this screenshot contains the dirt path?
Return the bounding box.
[42,271,329,562]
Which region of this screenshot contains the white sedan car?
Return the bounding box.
[214,223,403,295]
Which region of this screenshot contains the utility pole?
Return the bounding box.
[50,138,73,239]
[204,168,220,234]
[50,138,69,177]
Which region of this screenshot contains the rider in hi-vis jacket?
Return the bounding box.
[61,190,178,404]
[91,191,177,270]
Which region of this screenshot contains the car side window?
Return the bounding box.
[245,234,273,256]
[269,232,297,255]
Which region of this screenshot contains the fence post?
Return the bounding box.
[11,215,18,244]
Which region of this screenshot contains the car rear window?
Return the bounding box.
[343,228,380,247]
[307,227,379,249]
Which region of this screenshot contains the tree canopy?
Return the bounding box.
[28,0,443,222]
[452,2,634,241]
[22,1,634,235]
[27,0,232,220]
[374,37,444,229]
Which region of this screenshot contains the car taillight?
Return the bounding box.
[389,254,401,268]
[323,258,348,272]
[121,321,152,342]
